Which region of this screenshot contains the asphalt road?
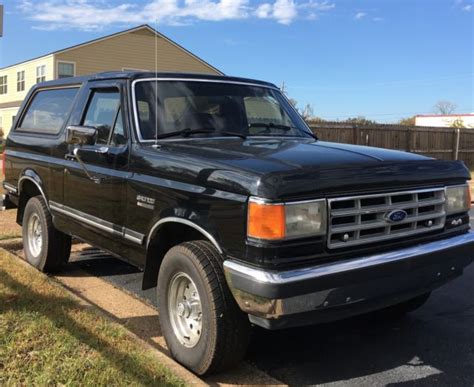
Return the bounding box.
[70,209,474,386]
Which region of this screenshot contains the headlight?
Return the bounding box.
[247,198,327,240]
[446,184,471,214]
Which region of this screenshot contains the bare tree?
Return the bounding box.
[280,81,314,121]
[398,116,416,126]
[433,100,457,115]
[344,116,377,125]
[300,103,314,121]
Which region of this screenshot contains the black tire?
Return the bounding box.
[157,240,250,375]
[22,195,71,272]
[376,292,431,318]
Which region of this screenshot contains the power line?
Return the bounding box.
[321,108,474,119]
[287,73,474,90]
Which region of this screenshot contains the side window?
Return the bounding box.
[83,90,120,145]
[17,87,79,134]
[109,108,126,146]
[82,89,126,146]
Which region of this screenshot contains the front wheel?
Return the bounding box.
[22,196,71,272]
[157,240,250,375]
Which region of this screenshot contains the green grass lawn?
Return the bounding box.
[0,249,184,386]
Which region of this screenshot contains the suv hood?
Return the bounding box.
[142,138,470,199]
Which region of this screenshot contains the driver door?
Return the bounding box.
[63,82,130,246]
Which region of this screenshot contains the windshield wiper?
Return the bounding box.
[156,127,247,140]
[248,122,294,131]
[248,122,317,140]
[155,127,216,139]
[220,131,247,139]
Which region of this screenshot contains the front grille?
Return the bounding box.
[328,188,446,249]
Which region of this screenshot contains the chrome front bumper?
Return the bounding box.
[224,232,474,329]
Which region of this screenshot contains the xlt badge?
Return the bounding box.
[136,195,155,210]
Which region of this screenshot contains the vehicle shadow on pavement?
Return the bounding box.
[246,286,474,386]
[59,245,474,386]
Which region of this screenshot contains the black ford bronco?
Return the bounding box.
[2,72,473,375]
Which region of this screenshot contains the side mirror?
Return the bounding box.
[66,125,97,146]
[65,125,101,184]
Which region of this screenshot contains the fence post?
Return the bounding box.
[406,128,412,152]
[453,128,461,160]
[353,124,360,145]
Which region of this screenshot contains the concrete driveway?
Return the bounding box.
[68,210,474,386]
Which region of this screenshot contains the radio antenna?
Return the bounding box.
[154,18,159,146]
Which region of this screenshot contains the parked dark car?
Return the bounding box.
[1,72,473,375]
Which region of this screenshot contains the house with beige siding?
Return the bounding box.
[0,24,222,137]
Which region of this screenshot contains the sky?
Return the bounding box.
[0,0,472,123]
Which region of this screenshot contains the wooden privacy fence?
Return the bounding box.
[309,122,474,170]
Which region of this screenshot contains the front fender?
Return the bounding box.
[147,216,223,253]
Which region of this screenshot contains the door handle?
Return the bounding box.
[96,146,109,154]
[67,147,103,184]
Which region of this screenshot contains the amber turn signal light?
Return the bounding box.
[248,201,286,240]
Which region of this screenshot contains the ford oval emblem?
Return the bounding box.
[385,209,408,223]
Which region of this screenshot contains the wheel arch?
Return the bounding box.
[17,170,49,225]
[142,217,224,290]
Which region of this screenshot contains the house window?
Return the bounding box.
[58,62,75,78]
[36,65,46,83]
[0,75,7,94]
[17,71,25,92]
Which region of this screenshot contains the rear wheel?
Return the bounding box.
[157,240,250,375]
[22,196,71,272]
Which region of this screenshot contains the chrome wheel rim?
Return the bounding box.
[168,272,202,348]
[27,213,43,258]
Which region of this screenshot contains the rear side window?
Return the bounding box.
[18,87,79,134]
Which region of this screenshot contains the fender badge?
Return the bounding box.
[137,195,155,210]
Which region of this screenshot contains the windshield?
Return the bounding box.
[133,80,313,141]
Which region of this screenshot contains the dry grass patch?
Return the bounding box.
[0,210,21,240]
[0,249,184,386]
